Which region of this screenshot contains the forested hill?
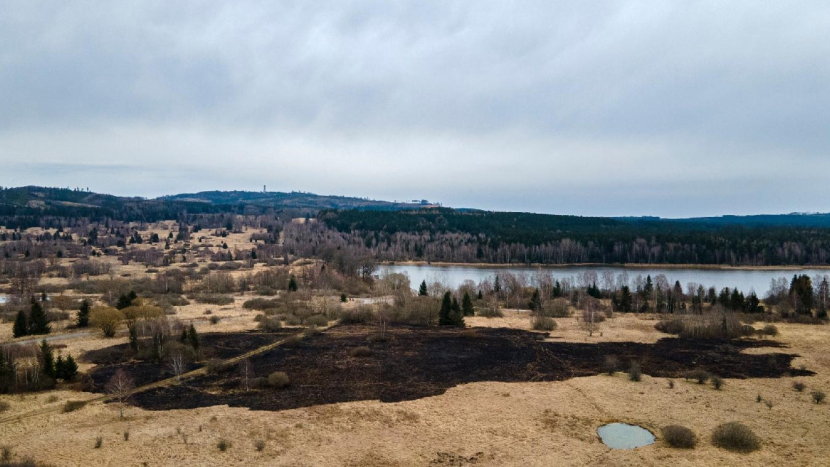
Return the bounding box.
[318,208,830,266]
[160,190,432,211]
[4,185,830,265]
[0,186,431,225]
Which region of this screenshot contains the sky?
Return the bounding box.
[1,1,829,218]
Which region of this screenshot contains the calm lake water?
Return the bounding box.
[383,264,830,295]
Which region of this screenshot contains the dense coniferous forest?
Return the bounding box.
[317,209,830,266]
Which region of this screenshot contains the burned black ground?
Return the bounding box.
[90,324,811,412]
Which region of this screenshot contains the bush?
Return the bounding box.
[267,371,290,388]
[684,369,710,384]
[531,316,557,331]
[349,346,372,358]
[655,319,685,335]
[0,401,9,413]
[602,355,619,376]
[711,375,724,390]
[628,362,642,382]
[209,316,220,325]
[662,425,697,449]
[62,400,87,413]
[478,304,503,318]
[811,390,826,404]
[217,438,231,452]
[242,298,281,311]
[793,381,806,392]
[339,307,374,324]
[193,294,234,306]
[94,437,103,449]
[304,314,328,327]
[254,439,266,452]
[761,324,779,337]
[711,422,761,453]
[257,316,282,332]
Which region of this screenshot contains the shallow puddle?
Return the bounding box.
[597,423,655,449]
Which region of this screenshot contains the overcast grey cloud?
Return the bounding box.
[1,1,829,217]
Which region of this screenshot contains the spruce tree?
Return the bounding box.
[13,309,28,338]
[28,299,51,335]
[462,292,475,316]
[418,280,428,296]
[180,328,189,344]
[477,290,483,300]
[288,276,298,292]
[62,355,78,381]
[450,297,464,327]
[77,299,91,327]
[116,294,132,310]
[55,355,65,381]
[529,289,542,312]
[439,292,453,325]
[40,339,55,378]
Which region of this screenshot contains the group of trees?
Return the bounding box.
[0,339,78,393]
[317,208,830,266]
[12,297,51,338]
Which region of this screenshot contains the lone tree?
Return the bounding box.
[105,369,135,418]
[528,289,542,312]
[28,298,51,335]
[418,280,428,296]
[77,299,91,327]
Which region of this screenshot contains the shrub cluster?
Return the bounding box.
[711,422,760,453]
[662,425,697,449]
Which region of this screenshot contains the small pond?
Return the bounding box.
[597,423,655,449]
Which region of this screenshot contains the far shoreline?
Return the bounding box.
[381,261,830,271]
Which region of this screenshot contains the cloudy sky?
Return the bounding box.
[1,1,828,217]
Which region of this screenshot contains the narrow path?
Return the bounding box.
[0,325,329,425]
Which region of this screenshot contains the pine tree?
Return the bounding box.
[477,290,483,300]
[418,280,428,296]
[462,292,475,316]
[450,297,464,327]
[13,309,28,338]
[40,339,55,378]
[28,299,51,335]
[77,299,91,327]
[188,324,200,352]
[180,328,188,344]
[288,276,298,292]
[439,292,453,325]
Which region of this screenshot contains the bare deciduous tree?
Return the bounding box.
[105,369,135,418]
[169,351,186,381]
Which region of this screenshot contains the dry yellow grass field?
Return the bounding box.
[2,312,829,466]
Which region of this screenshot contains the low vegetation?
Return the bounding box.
[711,422,761,453]
[661,425,697,449]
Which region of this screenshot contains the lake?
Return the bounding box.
[382,264,830,295]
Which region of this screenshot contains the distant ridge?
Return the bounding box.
[1,185,829,228]
[159,190,436,211]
